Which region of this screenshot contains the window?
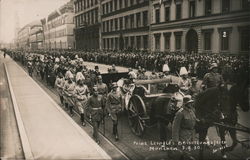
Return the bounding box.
[136,36,141,49]
[189,1,196,18]
[131,36,135,48]
[175,34,182,50]
[143,35,148,49]
[107,21,109,32]
[136,13,141,27]
[130,0,134,6]
[222,0,230,13]
[164,33,170,50]
[204,32,211,50]
[176,4,182,20]
[110,1,113,12]
[165,7,170,22]
[125,0,128,7]
[115,19,118,30]
[125,16,129,29]
[242,0,250,10]
[205,0,212,15]
[155,9,160,23]
[221,31,229,51]
[119,17,123,30]
[143,11,148,26]
[114,0,117,10]
[155,34,161,50]
[240,28,250,51]
[131,15,134,28]
[119,0,123,9]
[110,19,113,31]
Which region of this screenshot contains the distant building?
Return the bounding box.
[41,0,74,50]
[29,25,43,49]
[101,0,150,50]
[150,0,250,54]
[17,20,41,49]
[74,0,101,50]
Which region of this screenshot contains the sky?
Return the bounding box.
[0,0,70,43]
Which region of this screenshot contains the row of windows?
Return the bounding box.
[103,35,148,50]
[74,0,98,13]
[45,17,67,31]
[44,29,68,39]
[75,9,98,27]
[154,28,249,52]
[102,11,148,32]
[102,0,148,15]
[154,0,249,23]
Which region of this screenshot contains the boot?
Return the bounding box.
[59,96,64,105]
[114,124,119,141]
[65,103,68,110]
[69,106,74,116]
[81,113,86,126]
[112,124,116,135]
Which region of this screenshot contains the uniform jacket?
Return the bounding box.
[172,107,196,142]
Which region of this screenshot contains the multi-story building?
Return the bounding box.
[150,0,250,54]
[42,0,74,50]
[101,0,150,50]
[17,20,41,49]
[74,0,101,50]
[29,25,43,49]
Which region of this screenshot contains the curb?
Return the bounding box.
[4,63,34,160]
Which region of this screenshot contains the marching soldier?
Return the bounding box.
[106,82,122,141]
[178,67,192,94]
[63,73,75,117]
[74,79,89,126]
[55,72,65,105]
[87,85,105,144]
[202,63,224,90]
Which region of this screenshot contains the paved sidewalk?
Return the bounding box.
[4,55,111,160]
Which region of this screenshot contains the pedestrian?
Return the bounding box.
[106,82,122,141]
[87,85,104,144]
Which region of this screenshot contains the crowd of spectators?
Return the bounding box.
[4,49,249,82]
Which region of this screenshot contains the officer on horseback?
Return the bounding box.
[202,63,224,90]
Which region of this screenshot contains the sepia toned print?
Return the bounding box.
[0,0,249,160]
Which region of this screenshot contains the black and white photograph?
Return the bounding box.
[0,0,249,160]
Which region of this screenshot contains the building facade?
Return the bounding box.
[101,0,150,50]
[74,0,101,50]
[29,25,43,49]
[17,20,42,49]
[150,0,250,54]
[42,0,74,50]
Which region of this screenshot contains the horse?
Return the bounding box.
[194,78,249,159]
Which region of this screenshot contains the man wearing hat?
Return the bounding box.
[179,67,191,94]
[172,95,196,143]
[202,63,224,90]
[86,85,104,144]
[106,82,122,141]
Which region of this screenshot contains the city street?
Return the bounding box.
[6,52,249,160]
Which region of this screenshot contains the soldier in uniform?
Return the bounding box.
[74,79,89,126]
[172,95,196,142]
[170,95,196,160]
[178,67,192,94]
[63,73,76,116]
[202,63,224,90]
[106,83,122,141]
[87,85,104,144]
[55,72,65,105]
